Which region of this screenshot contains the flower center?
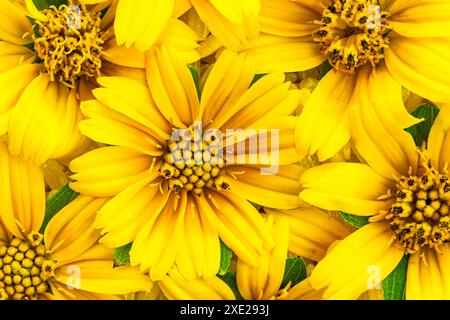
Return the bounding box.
[32,1,106,88]
[313,0,391,73]
[378,153,450,255]
[0,232,57,300]
[159,125,229,195]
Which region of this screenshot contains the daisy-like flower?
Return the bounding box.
[159,213,346,300]
[299,102,450,299]
[69,47,306,281]
[0,141,152,300]
[0,0,199,165]
[237,0,450,161]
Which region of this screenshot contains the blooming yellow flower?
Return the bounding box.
[159,214,331,300]
[237,0,450,161]
[299,103,450,299]
[69,46,306,281]
[0,141,152,300]
[0,0,199,165]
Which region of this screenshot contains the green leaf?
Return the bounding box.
[339,211,369,229]
[383,255,409,300]
[113,243,132,267]
[218,240,233,275]
[188,64,202,99]
[218,272,243,300]
[319,60,332,79]
[32,0,49,10]
[33,0,66,9]
[405,103,440,147]
[250,74,267,87]
[281,257,307,288]
[40,184,79,233]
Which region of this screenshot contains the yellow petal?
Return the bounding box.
[160,267,235,300]
[176,194,221,279]
[155,18,201,64]
[0,141,44,237]
[300,162,393,216]
[130,193,187,281]
[0,0,33,44]
[242,34,324,73]
[0,63,40,135]
[390,2,450,37]
[311,222,404,299]
[195,190,274,266]
[8,76,81,165]
[259,0,320,37]
[55,260,153,295]
[280,278,324,300]
[406,245,450,299]
[295,70,355,161]
[44,196,109,263]
[266,207,351,261]
[199,49,255,126]
[237,215,289,300]
[96,181,169,248]
[79,99,165,156]
[114,0,174,52]
[217,72,301,132]
[94,76,171,141]
[385,37,450,103]
[209,0,260,24]
[428,104,450,171]
[223,164,306,209]
[102,39,146,68]
[349,65,419,180]
[47,281,119,300]
[70,146,157,197]
[146,45,200,127]
[192,0,259,51]
[0,41,34,73]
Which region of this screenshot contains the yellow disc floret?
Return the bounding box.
[32,1,107,88]
[160,125,228,195]
[313,0,391,73]
[0,232,57,300]
[379,152,450,254]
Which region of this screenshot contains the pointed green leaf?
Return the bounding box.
[281,257,307,288]
[319,60,332,79]
[41,184,79,233]
[218,272,243,300]
[339,211,369,229]
[383,255,409,300]
[250,74,267,87]
[188,64,202,99]
[405,103,440,147]
[218,240,233,275]
[32,0,49,10]
[113,243,132,267]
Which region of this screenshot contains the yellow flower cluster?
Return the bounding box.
[0,0,449,301]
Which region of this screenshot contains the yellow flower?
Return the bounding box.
[69,46,305,281]
[0,0,199,165]
[0,141,152,300]
[159,214,334,300]
[299,103,450,299]
[237,0,450,161]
